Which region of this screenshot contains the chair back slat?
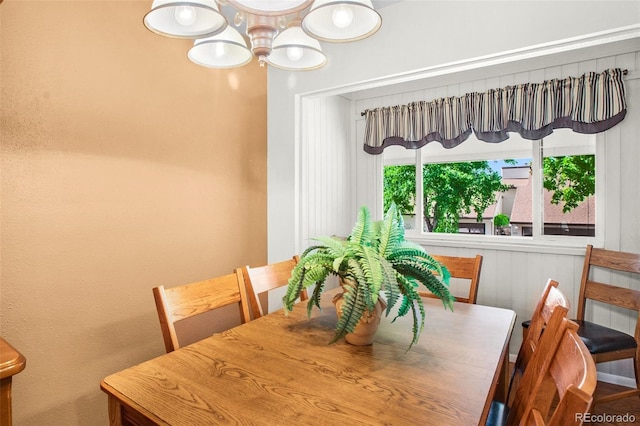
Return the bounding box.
[420,254,482,304]
[584,280,640,311]
[164,274,245,321]
[589,247,640,274]
[244,256,308,319]
[548,386,593,426]
[527,385,593,426]
[152,269,251,353]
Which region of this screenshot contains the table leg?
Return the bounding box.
[1,377,13,426]
[494,346,510,403]
[107,395,124,426]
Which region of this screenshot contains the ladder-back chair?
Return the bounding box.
[487,281,570,425]
[419,254,483,304]
[574,244,640,405]
[243,256,308,319]
[152,269,251,353]
[512,318,597,425]
[510,280,570,399]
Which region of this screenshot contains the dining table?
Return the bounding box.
[101,288,516,425]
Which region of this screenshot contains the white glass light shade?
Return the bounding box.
[227,0,314,15]
[144,0,227,39]
[188,26,253,68]
[302,0,381,42]
[268,26,327,71]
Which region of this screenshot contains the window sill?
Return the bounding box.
[405,231,599,256]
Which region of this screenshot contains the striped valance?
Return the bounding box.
[362,68,627,155]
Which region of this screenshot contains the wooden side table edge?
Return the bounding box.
[0,338,27,426]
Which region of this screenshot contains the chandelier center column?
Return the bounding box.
[245,14,278,66]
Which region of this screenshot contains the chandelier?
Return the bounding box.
[143,0,382,71]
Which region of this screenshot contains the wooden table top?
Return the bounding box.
[101,290,515,425]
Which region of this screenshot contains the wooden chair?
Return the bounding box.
[510,279,570,399]
[487,300,571,426]
[152,269,251,353]
[243,256,308,319]
[419,254,483,304]
[512,319,597,426]
[574,244,640,404]
[525,386,594,426]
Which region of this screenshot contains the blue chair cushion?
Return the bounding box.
[486,400,508,426]
[574,320,637,354]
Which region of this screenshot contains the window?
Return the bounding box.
[541,136,595,237]
[382,129,599,244]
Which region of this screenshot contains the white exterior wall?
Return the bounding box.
[268,1,640,383]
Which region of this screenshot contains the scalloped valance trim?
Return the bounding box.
[362,68,627,155]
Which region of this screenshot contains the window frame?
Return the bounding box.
[382,132,605,254]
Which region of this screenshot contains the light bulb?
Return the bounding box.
[286,46,304,61]
[175,6,197,26]
[214,42,226,58]
[332,5,353,28]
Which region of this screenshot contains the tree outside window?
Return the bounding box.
[382,133,596,238]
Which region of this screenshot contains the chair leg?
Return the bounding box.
[592,354,640,405]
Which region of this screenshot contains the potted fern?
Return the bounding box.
[283,203,455,348]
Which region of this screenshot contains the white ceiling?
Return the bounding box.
[372,0,405,9]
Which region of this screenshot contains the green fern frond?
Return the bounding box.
[395,294,410,319]
[348,206,373,245]
[383,286,400,317]
[390,248,451,284]
[389,273,426,348]
[379,258,399,316]
[357,245,386,307]
[419,271,456,310]
[377,202,404,258]
[408,301,421,348]
[313,236,347,258]
[331,284,367,343]
[393,260,455,310]
[375,206,393,254]
[358,275,374,312]
[345,257,366,286]
[300,244,329,257]
[307,280,325,316]
[391,274,412,319]
[283,255,333,311]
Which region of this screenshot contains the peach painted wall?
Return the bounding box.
[1,1,267,424]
